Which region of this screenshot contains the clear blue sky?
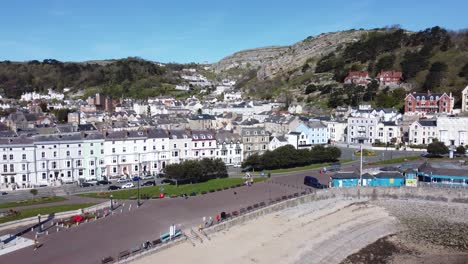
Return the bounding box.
[0,0,466,63]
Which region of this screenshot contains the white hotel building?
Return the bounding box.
[1,129,245,190]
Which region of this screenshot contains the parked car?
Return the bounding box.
[86,180,98,185]
[241,166,253,172]
[80,182,94,188]
[161,179,176,185]
[117,178,130,183]
[142,181,156,186]
[303,176,328,189]
[121,182,135,189]
[1,191,7,196]
[233,164,241,168]
[97,180,111,185]
[108,185,121,191]
[142,175,154,180]
[421,153,443,158]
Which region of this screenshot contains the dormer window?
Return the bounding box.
[193,135,198,140]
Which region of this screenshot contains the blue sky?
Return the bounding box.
[0,0,467,63]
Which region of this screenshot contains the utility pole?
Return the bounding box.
[360,143,363,186]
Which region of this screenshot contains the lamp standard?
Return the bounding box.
[110,194,114,211]
[37,214,41,232]
[134,177,140,206]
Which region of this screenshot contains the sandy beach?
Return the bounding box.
[133,198,398,264]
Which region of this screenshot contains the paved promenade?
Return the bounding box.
[0,170,321,264]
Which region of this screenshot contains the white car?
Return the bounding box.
[121,182,135,189]
[117,178,130,183]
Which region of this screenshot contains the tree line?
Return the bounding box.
[242,145,341,171]
[0,57,187,99]
[163,158,228,183]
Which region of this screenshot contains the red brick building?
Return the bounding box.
[404,91,454,114]
[344,71,371,85]
[376,70,402,85]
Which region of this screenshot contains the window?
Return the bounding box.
[194,143,198,148]
[113,167,117,173]
[67,171,71,177]
[143,146,146,151]
[76,160,82,167]
[90,150,94,155]
[67,161,71,168]
[162,145,165,150]
[78,150,82,156]
[123,147,126,153]
[89,160,95,166]
[174,144,177,148]
[122,156,127,163]
[42,173,46,179]
[2,154,5,160]
[184,143,188,148]
[52,162,57,169]
[42,162,46,169]
[3,164,7,172]
[10,164,14,172]
[202,142,205,147]
[22,154,26,160]
[101,149,104,154]
[9,154,13,160]
[22,175,27,182]
[66,151,70,156]
[79,169,83,176]
[208,142,212,147]
[22,164,26,171]
[112,148,115,153]
[53,152,57,158]
[90,169,95,176]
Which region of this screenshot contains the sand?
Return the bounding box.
[133,198,398,264]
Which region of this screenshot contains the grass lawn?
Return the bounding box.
[0,203,96,224]
[266,160,353,174]
[78,177,268,200]
[0,196,67,209]
[367,156,421,165]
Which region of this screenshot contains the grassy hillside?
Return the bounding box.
[236,27,468,111]
[0,57,188,99]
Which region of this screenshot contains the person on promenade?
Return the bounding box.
[33,239,39,251]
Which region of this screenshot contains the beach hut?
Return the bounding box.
[330,172,373,187]
[371,172,405,187]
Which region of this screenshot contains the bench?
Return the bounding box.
[152,238,162,246]
[101,256,114,264]
[118,250,130,260]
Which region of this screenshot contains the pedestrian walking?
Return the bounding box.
[234,191,237,195]
[216,214,220,223]
[33,239,38,251]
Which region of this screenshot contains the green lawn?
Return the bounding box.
[367,156,421,165]
[0,196,67,209]
[0,203,96,224]
[78,177,268,200]
[247,160,352,175]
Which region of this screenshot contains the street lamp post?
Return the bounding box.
[37,214,41,233]
[137,177,140,206]
[110,194,113,211]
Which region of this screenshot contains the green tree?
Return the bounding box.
[459,62,468,80]
[427,141,449,155]
[423,61,448,90]
[456,145,466,155]
[39,101,48,112]
[375,54,396,73]
[30,189,38,198]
